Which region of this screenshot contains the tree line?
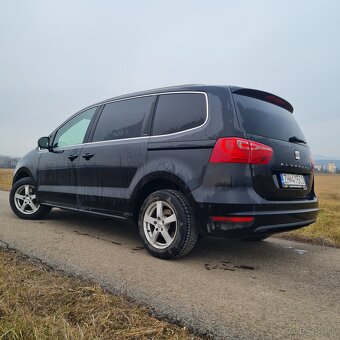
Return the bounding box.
[0,155,20,168]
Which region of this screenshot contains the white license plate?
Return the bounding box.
[280,173,306,189]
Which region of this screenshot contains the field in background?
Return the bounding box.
[0,248,195,339]
[282,174,340,246]
[0,169,339,246]
[0,168,13,191]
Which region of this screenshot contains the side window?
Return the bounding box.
[152,93,206,135]
[92,96,155,142]
[53,107,96,148]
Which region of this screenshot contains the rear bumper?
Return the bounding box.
[190,188,319,237]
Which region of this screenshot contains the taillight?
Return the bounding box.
[250,139,273,164]
[209,137,273,165]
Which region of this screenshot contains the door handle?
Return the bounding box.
[68,154,78,161]
[82,153,94,160]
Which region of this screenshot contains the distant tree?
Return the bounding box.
[0,155,20,168]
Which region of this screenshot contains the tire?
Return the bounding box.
[138,190,198,259]
[9,177,51,220]
[243,234,272,242]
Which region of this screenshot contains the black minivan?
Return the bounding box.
[10,85,318,259]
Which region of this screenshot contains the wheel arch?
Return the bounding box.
[130,172,192,222]
[12,167,35,185]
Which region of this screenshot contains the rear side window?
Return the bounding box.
[92,96,155,142]
[152,93,206,135]
[233,94,306,143]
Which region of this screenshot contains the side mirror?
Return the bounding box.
[38,136,50,150]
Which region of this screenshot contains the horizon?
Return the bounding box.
[1,1,339,157]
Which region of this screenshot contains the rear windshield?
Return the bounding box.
[233,94,306,143]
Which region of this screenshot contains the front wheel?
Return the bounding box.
[138,190,198,259]
[9,178,51,219]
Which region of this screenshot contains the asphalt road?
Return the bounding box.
[0,191,339,339]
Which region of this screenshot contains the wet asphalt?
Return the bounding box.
[0,191,339,339]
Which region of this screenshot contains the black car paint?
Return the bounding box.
[13,85,318,237]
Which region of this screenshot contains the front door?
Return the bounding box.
[37,107,97,208]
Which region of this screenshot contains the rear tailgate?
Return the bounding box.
[232,88,314,200]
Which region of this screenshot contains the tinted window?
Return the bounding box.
[92,96,155,142]
[53,107,96,148]
[233,94,306,142]
[152,93,206,135]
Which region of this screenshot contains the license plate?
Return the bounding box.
[280,173,306,189]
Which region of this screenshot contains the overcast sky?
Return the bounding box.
[0,0,339,157]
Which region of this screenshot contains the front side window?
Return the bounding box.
[152,93,207,136]
[92,96,155,142]
[53,107,96,148]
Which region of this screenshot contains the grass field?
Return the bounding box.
[0,168,13,191]
[0,169,339,246]
[281,174,340,246]
[0,248,196,339]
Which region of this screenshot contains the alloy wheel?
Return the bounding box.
[14,184,40,215]
[143,200,178,249]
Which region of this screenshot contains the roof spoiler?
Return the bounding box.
[231,87,294,113]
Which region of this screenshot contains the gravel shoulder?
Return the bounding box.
[0,191,339,339]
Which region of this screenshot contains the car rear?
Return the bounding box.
[191,86,318,238]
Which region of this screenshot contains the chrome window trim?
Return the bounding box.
[84,135,149,147]
[149,91,209,138]
[40,142,86,152]
[45,90,209,150]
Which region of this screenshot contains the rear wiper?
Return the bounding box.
[289,136,306,144]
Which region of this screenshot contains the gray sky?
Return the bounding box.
[0,0,339,157]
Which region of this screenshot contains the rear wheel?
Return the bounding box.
[138,190,198,259]
[9,178,51,219]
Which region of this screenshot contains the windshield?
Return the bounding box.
[233,94,306,143]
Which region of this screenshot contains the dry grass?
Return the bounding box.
[0,248,197,340]
[0,168,13,191]
[0,169,338,337]
[281,174,340,246]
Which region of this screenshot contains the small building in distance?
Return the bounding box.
[328,162,337,174]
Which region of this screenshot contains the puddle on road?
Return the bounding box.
[73,230,122,246]
[72,230,145,251]
[284,246,308,255]
[131,246,145,251]
[294,249,308,255]
[234,265,255,270]
[204,261,255,272]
